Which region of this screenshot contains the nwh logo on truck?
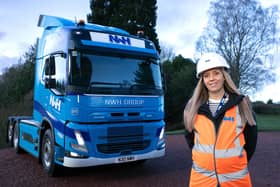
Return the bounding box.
[49,95,61,111]
[90,31,146,48]
[104,99,144,105]
[109,34,131,46]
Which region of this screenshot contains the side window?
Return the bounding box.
[55,55,67,94]
[43,54,67,95]
[44,56,55,76]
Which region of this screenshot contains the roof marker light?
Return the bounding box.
[77,19,85,26]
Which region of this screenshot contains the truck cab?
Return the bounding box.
[7,15,165,176]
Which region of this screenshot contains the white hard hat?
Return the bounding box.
[196,53,230,78]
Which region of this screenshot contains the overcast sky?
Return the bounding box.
[0,0,280,102]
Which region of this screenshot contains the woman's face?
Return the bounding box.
[202,68,225,96]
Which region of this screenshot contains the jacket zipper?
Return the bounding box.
[213,120,221,187]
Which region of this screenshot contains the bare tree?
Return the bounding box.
[159,42,176,63]
[196,0,279,94]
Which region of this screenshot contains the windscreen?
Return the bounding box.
[68,51,163,95]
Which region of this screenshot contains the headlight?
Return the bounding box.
[75,130,85,146]
[157,127,165,150]
[70,130,88,153]
[159,127,165,140]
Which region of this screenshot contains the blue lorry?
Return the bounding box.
[6,15,165,176]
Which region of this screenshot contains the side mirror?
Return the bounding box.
[160,63,166,93]
[162,72,167,93]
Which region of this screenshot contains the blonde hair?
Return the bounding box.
[184,69,256,132]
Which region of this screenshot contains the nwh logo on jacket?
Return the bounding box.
[223,116,234,122]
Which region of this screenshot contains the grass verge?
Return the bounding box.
[166,114,280,135]
[255,114,280,131]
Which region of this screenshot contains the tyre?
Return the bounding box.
[13,121,24,153]
[41,129,60,176]
[7,120,14,146]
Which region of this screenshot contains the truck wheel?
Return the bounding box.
[41,129,59,176]
[7,120,14,146]
[13,121,24,153]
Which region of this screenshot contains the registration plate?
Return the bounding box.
[117,156,135,163]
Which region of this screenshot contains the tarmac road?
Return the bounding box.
[0,132,279,187]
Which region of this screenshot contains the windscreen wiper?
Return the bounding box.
[87,81,124,92]
[129,84,160,89]
[89,81,123,87]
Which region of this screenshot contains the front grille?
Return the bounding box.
[97,140,150,154]
[97,126,150,154]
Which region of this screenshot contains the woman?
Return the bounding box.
[184,53,257,187]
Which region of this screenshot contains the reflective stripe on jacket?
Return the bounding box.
[189,106,252,187]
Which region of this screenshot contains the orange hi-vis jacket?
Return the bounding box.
[189,106,252,187]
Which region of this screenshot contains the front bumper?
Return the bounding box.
[63,148,165,168]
